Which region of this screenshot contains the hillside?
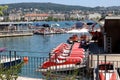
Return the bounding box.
[0,3,120,12]
[0,2,93,12]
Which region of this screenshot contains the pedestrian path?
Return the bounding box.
[17,77,44,80]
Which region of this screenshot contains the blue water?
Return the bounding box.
[0,34,74,78]
[0,34,73,56]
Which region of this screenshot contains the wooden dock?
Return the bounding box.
[88,54,120,68]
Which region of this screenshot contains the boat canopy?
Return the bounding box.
[67,28,89,34]
[75,21,84,28]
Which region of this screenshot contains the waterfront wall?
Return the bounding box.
[0,31,33,38]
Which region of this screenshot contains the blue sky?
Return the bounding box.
[0,0,120,7]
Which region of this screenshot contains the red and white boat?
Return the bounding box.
[38,42,86,72]
[94,63,120,80]
[67,34,80,44]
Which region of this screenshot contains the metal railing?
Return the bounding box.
[1,51,120,80]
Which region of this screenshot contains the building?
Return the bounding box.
[104,16,120,53]
[24,13,49,21]
[70,13,86,20]
[0,22,33,31]
[51,14,65,20]
[9,13,22,21]
[88,13,101,20]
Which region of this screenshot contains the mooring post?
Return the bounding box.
[96,54,99,80]
[105,55,107,79]
[91,53,93,67]
[9,51,12,67]
[14,51,17,65]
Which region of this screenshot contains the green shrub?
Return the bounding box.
[0,62,24,80]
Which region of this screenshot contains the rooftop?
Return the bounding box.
[25,13,49,17]
[105,16,120,19]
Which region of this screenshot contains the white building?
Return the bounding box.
[70,13,86,20]
[51,14,65,20]
[24,13,49,21]
[9,13,21,21]
[88,13,101,19]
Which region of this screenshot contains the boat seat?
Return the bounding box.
[56,59,66,63]
[61,53,69,56]
[58,55,67,60]
[63,49,70,54]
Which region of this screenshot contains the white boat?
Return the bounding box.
[67,28,89,34]
[0,56,21,68]
[0,48,21,68]
[51,23,60,27]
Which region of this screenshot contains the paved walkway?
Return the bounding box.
[17,77,44,80]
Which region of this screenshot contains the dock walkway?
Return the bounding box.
[88,54,120,68]
[88,42,120,68]
[0,31,33,38]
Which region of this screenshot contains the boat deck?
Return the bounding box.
[37,64,86,72]
[0,57,21,63]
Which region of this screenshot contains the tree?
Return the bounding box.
[0,5,8,16]
[46,16,53,21]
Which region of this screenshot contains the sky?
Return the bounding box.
[0,0,120,7]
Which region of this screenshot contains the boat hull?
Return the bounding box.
[0,58,21,68]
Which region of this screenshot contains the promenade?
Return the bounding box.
[17,77,43,80]
[0,31,33,38]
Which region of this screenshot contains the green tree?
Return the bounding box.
[0,5,8,16]
[46,16,53,21]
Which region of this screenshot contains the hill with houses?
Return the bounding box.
[0,2,120,13]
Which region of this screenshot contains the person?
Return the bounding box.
[92,31,99,42]
[80,39,87,50]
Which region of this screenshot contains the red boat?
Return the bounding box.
[67,34,80,44]
[39,42,86,72]
[94,63,120,80]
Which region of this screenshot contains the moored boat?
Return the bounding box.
[94,63,120,80]
[67,34,80,44]
[0,57,21,68]
[38,42,86,72]
[0,48,22,68]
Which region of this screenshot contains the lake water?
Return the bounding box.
[0,34,73,56]
[0,34,75,78]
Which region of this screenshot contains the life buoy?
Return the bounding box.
[23,56,28,64]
